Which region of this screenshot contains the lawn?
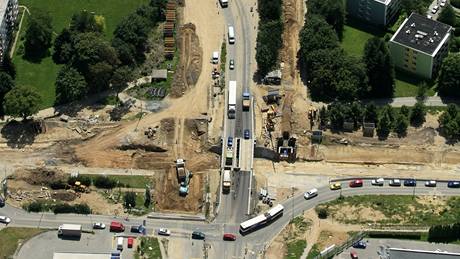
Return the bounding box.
[341,18,386,58]
[0,227,45,258]
[285,240,307,259]
[13,0,149,108]
[317,195,460,226]
[81,174,154,189]
[134,237,162,259]
[394,71,436,97]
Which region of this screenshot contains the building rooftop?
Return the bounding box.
[391,13,452,55]
[374,0,393,4]
[0,0,8,24]
[389,247,460,259]
[53,252,115,259]
[151,69,168,79]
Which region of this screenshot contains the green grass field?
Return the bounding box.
[394,71,436,97]
[80,174,154,189]
[0,227,44,259]
[134,237,162,259]
[13,0,148,108]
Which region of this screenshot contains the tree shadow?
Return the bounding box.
[22,49,51,64]
[0,120,41,148]
[344,17,387,38]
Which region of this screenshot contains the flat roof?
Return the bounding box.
[389,248,460,259]
[391,13,452,55]
[0,0,8,25]
[374,0,393,4]
[53,252,114,259]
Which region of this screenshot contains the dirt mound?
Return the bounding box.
[51,191,78,201]
[16,168,66,186]
[118,144,168,152]
[171,23,203,97]
[280,0,303,83]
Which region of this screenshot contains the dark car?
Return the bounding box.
[227,137,233,147]
[0,197,4,207]
[131,225,145,233]
[243,129,250,139]
[448,181,460,188]
[352,240,367,249]
[404,179,416,186]
[223,233,237,241]
[192,231,205,240]
[349,179,363,188]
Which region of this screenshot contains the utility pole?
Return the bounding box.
[291,187,295,221]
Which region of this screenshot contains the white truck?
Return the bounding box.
[58,224,82,238]
[222,169,231,194]
[228,26,235,44]
[228,81,237,119]
[242,91,251,111]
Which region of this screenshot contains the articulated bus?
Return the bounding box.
[239,204,284,235]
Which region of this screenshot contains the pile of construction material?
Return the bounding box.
[164,1,176,59]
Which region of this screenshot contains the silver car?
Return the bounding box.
[0,216,11,224]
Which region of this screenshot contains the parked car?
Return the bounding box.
[127,237,134,248]
[131,225,142,233]
[304,188,318,200]
[0,216,11,224]
[110,221,125,232]
[404,179,416,187]
[158,228,171,236]
[425,180,437,187]
[440,1,446,7]
[371,178,384,186]
[93,222,106,229]
[227,137,233,147]
[427,14,433,19]
[350,250,358,259]
[223,233,237,241]
[330,182,341,190]
[0,197,4,207]
[389,179,401,186]
[432,5,439,13]
[229,59,235,70]
[448,181,460,188]
[349,179,363,188]
[352,240,367,249]
[192,231,206,240]
[244,129,251,139]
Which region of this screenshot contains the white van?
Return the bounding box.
[303,188,318,199]
[117,237,124,250]
[228,26,235,44]
[212,51,219,64]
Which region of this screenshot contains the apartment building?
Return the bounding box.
[0,0,19,62]
[347,0,401,26]
[388,13,452,79]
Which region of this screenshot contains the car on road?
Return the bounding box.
[349,179,363,188]
[192,231,206,240]
[0,196,4,207]
[158,228,171,236]
[389,179,401,186]
[93,222,106,229]
[223,233,237,241]
[229,59,235,70]
[448,181,460,188]
[427,14,433,19]
[404,179,416,186]
[350,250,358,259]
[330,182,341,190]
[227,137,233,147]
[425,180,437,187]
[371,178,384,186]
[0,216,11,224]
[244,129,250,139]
[352,240,367,249]
[304,188,318,199]
[127,237,134,248]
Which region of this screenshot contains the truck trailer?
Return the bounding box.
[228,81,237,119]
[242,91,251,111]
[58,224,82,238]
[222,169,231,194]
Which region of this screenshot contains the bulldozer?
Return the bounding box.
[72,181,90,193]
[175,159,193,196]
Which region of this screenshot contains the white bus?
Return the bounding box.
[228,26,235,44]
[239,204,284,234]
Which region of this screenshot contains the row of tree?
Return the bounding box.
[255,0,283,77]
[428,222,460,242]
[320,101,426,139]
[438,104,460,141]
[438,53,460,98]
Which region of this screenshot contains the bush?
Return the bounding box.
[452,0,460,8]
[26,201,44,212]
[124,191,137,208]
[316,207,329,219]
[94,175,117,189]
[67,175,91,186]
[53,203,91,214]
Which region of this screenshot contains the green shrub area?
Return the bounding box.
[0,228,45,259]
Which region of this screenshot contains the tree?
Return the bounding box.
[319,106,328,128]
[3,86,41,120]
[144,187,151,207]
[72,32,119,73]
[394,114,409,137]
[364,103,378,123]
[438,53,460,97]
[400,105,410,118]
[328,102,346,130]
[55,66,88,104]
[52,28,73,64]
[363,37,395,98]
[69,10,103,33]
[438,5,457,26]
[124,191,136,208]
[258,0,282,22]
[299,14,339,61]
[0,72,14,116]
[0,55,16,79]
[377,112,392,139]
[87,62,114,92]
[307,0,345,39]
[410,101,426,127]
[24,9,53,58]
[110,66,134,90]
[381,105,395,126]
[256,20,283,77]
[113,14,151,61]
[112,37,137,66]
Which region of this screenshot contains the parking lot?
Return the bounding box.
[17,230,137,259]
[336,238,460,258]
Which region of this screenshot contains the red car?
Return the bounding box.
[110,221,125,232]
[349,179,363,188]
[350,250,358,259]
[223,233,237,241]
[127,237,134,248]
